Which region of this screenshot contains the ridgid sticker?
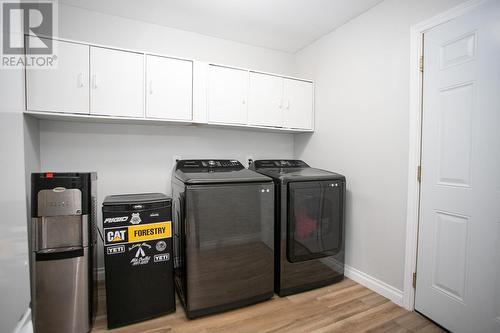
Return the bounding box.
[103,216,128,224]
[128,222,171,243]
[105,227,128,245]
[129,242,151,266]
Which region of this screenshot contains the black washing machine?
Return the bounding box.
[172,159,275,318]
[250,160,345,296]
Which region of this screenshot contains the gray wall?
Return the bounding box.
[39,121,294,273]
[294,0,467,291]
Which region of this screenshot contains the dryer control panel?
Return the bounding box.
[252,160,310,169]
[176,159,244,171]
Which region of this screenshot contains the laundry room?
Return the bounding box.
[1,1,499,333]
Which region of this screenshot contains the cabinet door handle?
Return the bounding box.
[286,100,290,110]
[77,73,84,88]
[149,80,153,95]
[92,74,97,89]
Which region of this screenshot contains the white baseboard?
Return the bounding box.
[344,265,404,307]
[11,308,32,333]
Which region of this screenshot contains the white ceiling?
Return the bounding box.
[59,0,383,53]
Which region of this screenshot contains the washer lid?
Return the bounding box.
[175,159,272,184]
[251,160,345,182]
[103,193,170,205]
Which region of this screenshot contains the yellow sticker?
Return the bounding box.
[128,221,171,243]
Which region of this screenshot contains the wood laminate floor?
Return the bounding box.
[92,278,444,333]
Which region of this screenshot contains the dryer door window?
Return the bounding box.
[287,180,343,263]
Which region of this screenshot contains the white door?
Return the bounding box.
[283,78,314,130]
[26,37,89,114]
[416,1,500,332]
[207,65,248,124]
[146,55,192,121]
[248,72,283,127]
[90,47,144,117]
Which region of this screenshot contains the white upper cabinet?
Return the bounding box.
[90,46,144,118]
[26,37,90,114]
[283,79,314,130]
[24,37,314,132]
[146,55,192,121]
[248,73,313,129]
[207,65,248,125]
[248,72,284,127]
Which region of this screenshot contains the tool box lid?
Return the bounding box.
[103,193,171,206]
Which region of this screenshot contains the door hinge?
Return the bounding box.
[419,55,424,72]
[417,165,422,183]
[412,272,417,289]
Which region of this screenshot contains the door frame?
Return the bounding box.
[403,0,486,311]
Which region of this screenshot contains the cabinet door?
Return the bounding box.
[207,65,248,124]
[26,37,89,114]
[146,55,192,120]
[90,47,144,118]
[248,72,284,127]
[283,79,314,130]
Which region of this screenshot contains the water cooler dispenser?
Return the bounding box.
[31,172,97,333]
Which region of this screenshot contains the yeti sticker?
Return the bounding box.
[154,253,170,263]
[106,245,125,255]
[130,212,141,225]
